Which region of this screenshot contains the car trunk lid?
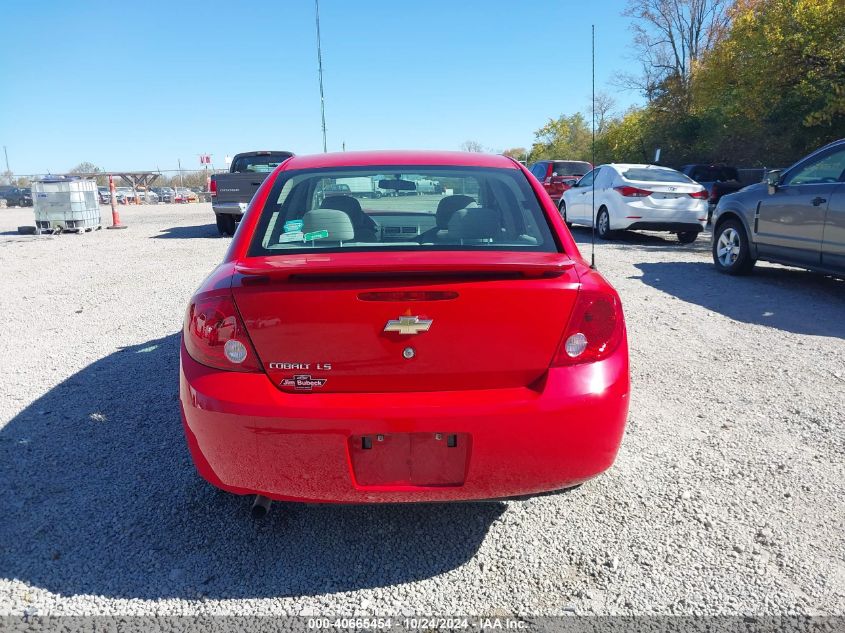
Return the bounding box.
[231,251,581,393]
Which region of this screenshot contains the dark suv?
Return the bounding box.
[0,186,32,207]
[527,160,592,204]
[711,139,845,277]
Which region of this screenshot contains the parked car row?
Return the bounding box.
[527,139,844,277]
[95,185,206,205]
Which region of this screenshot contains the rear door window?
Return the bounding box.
[249,166,561,255]
[552,161,591,176]
[231,153,293,173]
[622,167,692,183]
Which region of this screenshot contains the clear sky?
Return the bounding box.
[0,0,641,174]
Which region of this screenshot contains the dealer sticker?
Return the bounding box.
[283,219,303,232]
[277,231,304,243]
[304,229,329,241]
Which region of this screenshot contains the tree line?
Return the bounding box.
[507,0,844,169]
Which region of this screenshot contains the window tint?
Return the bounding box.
[552,161,591,176]
[622,167,692,183]
[784,149,845,186]
[530,163,547,179]
[231,152,293,173]
[249,166,560,256]
[577,170,596,188]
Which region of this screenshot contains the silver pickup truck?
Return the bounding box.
[210,150,293,235]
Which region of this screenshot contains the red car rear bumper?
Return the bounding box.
[179,340,629,503]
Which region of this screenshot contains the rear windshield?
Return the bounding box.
[622,167,692,183]
[552,161,591,176]
[231,152,293,173]
[689,166,739,182]
[249,166,559,255]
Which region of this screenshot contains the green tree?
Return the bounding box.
[694,0,845,164]
[528,113,592,162]
[69,161,108,186]
[502,147,528,161]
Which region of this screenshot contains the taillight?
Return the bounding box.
[552,289,625,366]
[183,294,260,372]
[614,186,652,197]
[689,189,709,199]
[209,179,217,197]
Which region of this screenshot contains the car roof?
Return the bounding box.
[606,163,678,170]
[284,150,517,170]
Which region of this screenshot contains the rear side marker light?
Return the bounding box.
[614,186,652,197]
[553,289,624,366]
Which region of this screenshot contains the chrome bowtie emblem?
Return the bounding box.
[384,315,433,335]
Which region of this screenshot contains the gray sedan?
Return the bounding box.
[711,139,845,277]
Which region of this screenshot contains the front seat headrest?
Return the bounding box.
[320,194,377,240]
[435,194,475,229]
[447,207,501,240]
[300,209,355,241]
[321,194,363,218]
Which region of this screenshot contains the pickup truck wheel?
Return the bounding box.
[216,214,237,237]
[677,230,698,244]
[713,219,755,275]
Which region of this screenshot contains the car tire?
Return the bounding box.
[713,219,755,275]
[216,214,237,237]
[677,230,698,244]
[596,207,614,240]
[558,200,572,227]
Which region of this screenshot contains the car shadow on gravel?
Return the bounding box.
[568,225,711,253]
[635,261,845,338]
[152,225,223,239]
[0,334,503,600]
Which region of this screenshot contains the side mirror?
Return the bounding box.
[564,179,578,187]
[766,169,782,194]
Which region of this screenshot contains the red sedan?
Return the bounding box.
[180,150,629,508]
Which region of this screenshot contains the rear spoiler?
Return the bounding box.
[234,254,575,282]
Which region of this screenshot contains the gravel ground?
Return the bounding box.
[0,203,843,617]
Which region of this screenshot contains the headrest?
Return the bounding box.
[320,194,363,219]
[447,207,501,240]
[301,209,355,242]
[435,195,475,229]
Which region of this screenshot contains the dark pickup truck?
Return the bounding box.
[0,186,33,207]
[210,150,294,235]
[680,164,744,221]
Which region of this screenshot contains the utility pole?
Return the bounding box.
[3,146,10,184]
[315,0,327,152]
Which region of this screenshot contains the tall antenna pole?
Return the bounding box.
[590,24,597,270]
[2,146,10,184]
[315,0,328,153]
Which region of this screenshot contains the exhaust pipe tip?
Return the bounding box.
[250,495,272,520]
